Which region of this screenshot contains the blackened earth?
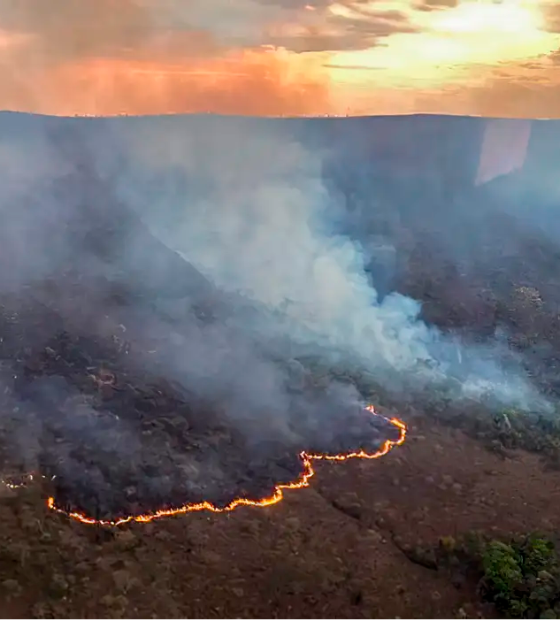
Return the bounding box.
[0,274,399,521]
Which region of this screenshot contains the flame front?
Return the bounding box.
[42,406,406,527]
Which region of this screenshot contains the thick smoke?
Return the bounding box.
[0,112,556,516]
[95,115,551,413]
[0,113,405,516]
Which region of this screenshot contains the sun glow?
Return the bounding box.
[1,0,560,116]
[433,0,542,34]
[325,0,557,89]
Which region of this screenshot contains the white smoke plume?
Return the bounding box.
[94,115,551,413]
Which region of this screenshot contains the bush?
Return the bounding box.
[480,535,560,618]
[434,533,560,618]
[483,541,523,598]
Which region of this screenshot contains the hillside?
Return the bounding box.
[1,111,560,618]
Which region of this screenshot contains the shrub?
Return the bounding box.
[480,535,560,618]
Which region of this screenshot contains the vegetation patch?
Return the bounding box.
[433,532,560,618]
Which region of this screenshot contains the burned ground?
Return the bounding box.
[0,273,399,523]
[0,114,560,617]
[0,146,400,522]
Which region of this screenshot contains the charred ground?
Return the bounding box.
[0,128,400,521]
[0,113,559,618]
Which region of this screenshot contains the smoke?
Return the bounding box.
[0,111,556,517]
[0,113,409,517]
[96,115,551,413]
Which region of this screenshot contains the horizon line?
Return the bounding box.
[0,110,556,122]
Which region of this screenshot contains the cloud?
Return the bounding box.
[151,0,417,51]
[0,0,414,115]
[0,0,155,61]
[0,50,329,116]
[548,47,560,63]
[414,0,458,11]
[542,1,560,32]
[0,0,417,58]
[416,65,560,117]
[0,0,560,116]
[265,5,417,52]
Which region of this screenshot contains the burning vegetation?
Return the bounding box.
[0,262,406,526]
[44,409,405,527]
[2,113,560,618]
[0,121,408,527]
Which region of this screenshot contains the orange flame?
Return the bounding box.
[44,406,406,527]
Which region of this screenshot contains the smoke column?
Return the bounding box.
[97,116,550,413]
[5,112,556,520]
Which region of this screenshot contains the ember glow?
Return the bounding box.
[42,406,406,527]
[1,472,54,490]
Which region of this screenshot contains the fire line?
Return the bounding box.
[12,406,407,527]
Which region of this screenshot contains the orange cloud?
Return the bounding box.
[0,0,560,117]
[0,0,335,115]
[0,51,329,117]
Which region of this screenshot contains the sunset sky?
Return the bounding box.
[1,0,560,117]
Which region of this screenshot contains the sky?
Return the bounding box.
[0,0,560,117]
